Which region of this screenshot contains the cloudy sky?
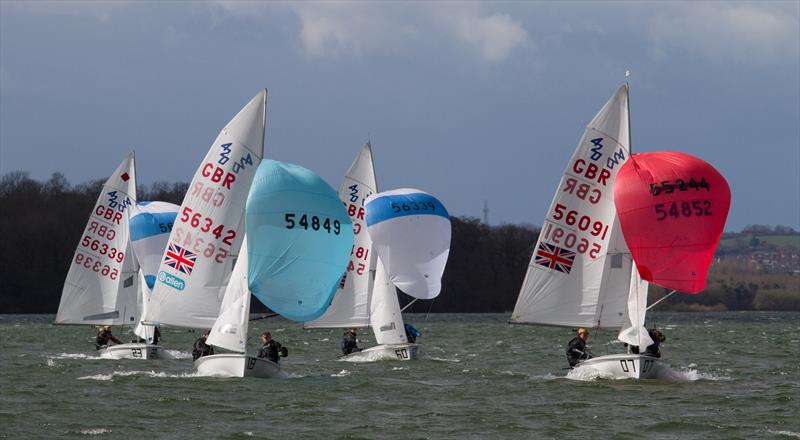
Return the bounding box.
[1,1,798,231]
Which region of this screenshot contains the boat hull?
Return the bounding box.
[574,354,667,379]
[194,353,281,378]
[98,343,161,360]
[341,343,419,362]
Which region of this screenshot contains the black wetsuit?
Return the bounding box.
[95,331,121,350]
[192,336,214,361]
[643,329,665,358]
[257,340,283,363]
[341,331,361,355]
[566,336,591,367]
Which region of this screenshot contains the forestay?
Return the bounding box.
[246,160,354,322]
[56,153,139,325]
[364,189,451,300]
[614,152,731,293]
[306,143,377,328]
[207,240,251,353]
[511,85,633,328]
[147,89,266,329]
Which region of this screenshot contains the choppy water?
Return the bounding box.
[1,312,798,439]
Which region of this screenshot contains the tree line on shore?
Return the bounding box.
[1,172,797,314]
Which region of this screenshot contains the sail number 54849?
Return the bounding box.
[285,213,341,235]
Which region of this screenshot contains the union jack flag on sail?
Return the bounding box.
[534,242,575,274]
[163,243,197,275]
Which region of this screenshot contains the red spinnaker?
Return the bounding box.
[613,152,731,293]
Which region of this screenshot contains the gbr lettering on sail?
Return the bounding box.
[539,136,628,261]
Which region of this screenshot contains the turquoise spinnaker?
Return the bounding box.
[246,160,354,322]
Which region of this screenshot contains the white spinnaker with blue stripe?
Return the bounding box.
[364,189,451,300]
[129,201,179,290]
[128,201,179,339]
[56,153,139,326]
[146,90,266,329]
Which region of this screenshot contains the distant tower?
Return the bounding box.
[483,200,489,225]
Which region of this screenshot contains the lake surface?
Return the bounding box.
[1,312,798,439]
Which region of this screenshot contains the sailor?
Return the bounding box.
[566,327,593,367]
[341,327,362,356]
[643,328,666,358]
[256,331,287,363]
[192,330,214,361]
[95,326,122,350]
[404,323,421,344]
[152,326,161,345]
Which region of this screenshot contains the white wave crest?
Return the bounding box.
[78,370,203,381]
[768,430,800,438]
[331,369,351,377]
[160,350,192,360]
[429,357,461,363]
[78,428,112,435]
[50,353,104,360]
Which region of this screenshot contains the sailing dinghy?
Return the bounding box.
[304,143,415,361]
[197,160,353,377]
[142,90,266,352]
[55,153,156,359]
[352,186,451,361]
[511,84,670,379]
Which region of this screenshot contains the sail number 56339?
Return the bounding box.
[285,213,341,235]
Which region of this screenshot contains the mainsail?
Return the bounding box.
[146,89,266,329]
[306,143,377,328]
[511,85,633,328]
[56,153,139,325]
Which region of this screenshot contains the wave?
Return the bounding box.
[49,352,104,360]
[331,369,351,377]
[77,370,203,381]
[768,430,800,438]
[565,364,732,382]
[77,428,112,435]
[428,357,461,363]
[160,349,192,360]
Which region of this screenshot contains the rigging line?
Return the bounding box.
[400,298,418,313]
[425,299,435,321]
[646,290,678,311]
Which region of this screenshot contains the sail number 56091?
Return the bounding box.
[285,213,341,235]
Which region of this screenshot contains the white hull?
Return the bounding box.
[98,343,161,360]
[341,343,419,362]
[194,353,281,378]
[573,354,667,379]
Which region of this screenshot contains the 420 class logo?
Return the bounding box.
[217,143,254,174]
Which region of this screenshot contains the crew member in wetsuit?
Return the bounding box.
[643,328,666,358]
[256,331,286,363]
[404,323,421,344]
[95,326,122,350]
[341,327,362,356]
[566,327,593,367]
[192,331,214,360]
